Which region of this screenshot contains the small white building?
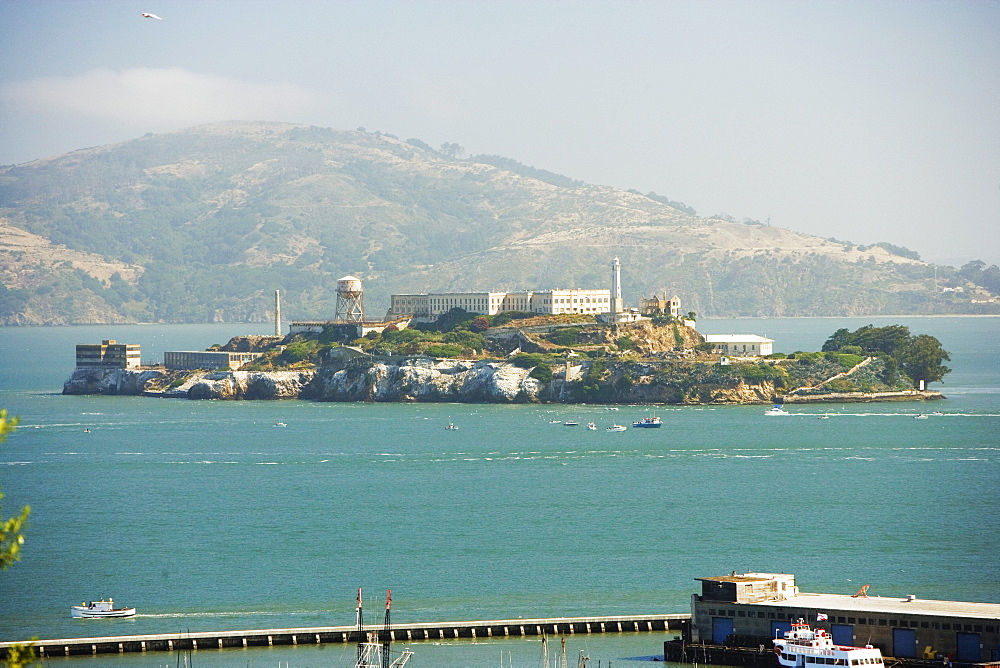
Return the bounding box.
[704,334,774,357]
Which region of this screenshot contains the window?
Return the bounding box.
[878,620,886,626]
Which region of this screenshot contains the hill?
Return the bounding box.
[1,121,996,325]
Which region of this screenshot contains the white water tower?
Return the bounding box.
[335,275,364,322]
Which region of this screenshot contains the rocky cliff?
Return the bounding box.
[63,356,942,404]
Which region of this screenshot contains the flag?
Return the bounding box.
[817,613,829,621]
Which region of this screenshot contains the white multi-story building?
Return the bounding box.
[388,289,612,320]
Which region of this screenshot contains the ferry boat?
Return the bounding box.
[774,619,884,668]
[632,416,662,428]
[71,598,136,618]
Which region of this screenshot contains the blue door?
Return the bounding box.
[713,617,735,645]
[893,628,917,658]
[956,633,980,662]
[772,621,791,640]
[832,625,853,647]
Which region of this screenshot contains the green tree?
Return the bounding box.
[900,334,952,386]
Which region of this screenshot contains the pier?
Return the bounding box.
[0,613,688,659]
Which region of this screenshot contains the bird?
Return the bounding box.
[141,13,162,20]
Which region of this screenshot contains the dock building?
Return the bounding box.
[689,572,1000,664]
[75,340,141,369]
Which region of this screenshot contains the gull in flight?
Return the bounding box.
[141,13,163,20]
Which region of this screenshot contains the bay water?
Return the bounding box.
[0,317,997,666]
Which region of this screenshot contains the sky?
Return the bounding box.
[1,0,997,267]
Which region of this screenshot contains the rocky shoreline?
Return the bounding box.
[62,359,944,405]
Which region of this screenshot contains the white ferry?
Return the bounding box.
[71,598,136,618]
[774,619,884,668]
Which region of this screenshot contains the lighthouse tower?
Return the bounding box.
[611,257,624,314]
[274,289,282,336]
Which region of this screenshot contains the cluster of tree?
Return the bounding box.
[468,154,584,189]
[628,190,697,215]
[958,260,1000,294]
[857,242,922,260]
[821,324,951,385]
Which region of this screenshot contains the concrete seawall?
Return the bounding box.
[1,613,688,659]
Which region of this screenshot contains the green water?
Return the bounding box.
[0,317,997,666]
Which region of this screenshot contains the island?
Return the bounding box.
[63,317,947,405]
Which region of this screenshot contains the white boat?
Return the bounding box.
[273,422,287,427]
[564,421,579,426]
[914,414,929,419]
[587,422,597,430]
[774,619,883,668]
[71,598,135,618]
[764,405,791,416]
[607,424,626,432]
[445,422,459,430]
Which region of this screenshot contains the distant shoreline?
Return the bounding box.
[6,313,1000,328]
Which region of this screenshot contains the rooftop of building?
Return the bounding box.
[751,592,1000,620]
[699,574,786,583]
[704,334,774,343]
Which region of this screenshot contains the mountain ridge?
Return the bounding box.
[1,120,995,325]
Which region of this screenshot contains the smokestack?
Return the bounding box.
[275,289,282,336]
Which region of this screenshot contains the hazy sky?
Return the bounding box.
[1,0,997,266]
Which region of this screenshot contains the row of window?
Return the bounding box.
[707,609,992,633]
[791,655,882,666]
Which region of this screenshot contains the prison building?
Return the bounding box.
[388,289,611,320]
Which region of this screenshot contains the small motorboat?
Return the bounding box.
[764,405,791,416]
[563,421,579,426]
[273,422,287,427]
[607,424,627,432]
[587,422,597,430]
[445,422,459,430]
[914,414,929,419]
[71,599,135,618]
[817,414,830,420]
[930,411,943,416]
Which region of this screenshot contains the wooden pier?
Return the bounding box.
[1,613,688,659]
